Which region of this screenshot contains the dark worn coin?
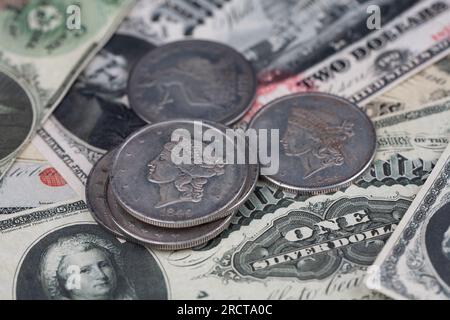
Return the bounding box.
[106,182,234,250]
[0,70,36,163]
[85,149,124,238]
[127,40,257,126]
[249,92,376,193]
[110,120,248,228]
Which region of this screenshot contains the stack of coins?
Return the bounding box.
[86,120,259,250]
[85,39,378,250]
[86,39,259,250]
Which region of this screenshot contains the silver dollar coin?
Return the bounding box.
[85,149,124,238]
[249,92,376,193]
[111,120,249,228]
[106,182,234,250]
[127,40,257,125]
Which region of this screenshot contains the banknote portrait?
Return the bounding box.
[53,34,153,151]
[15,224,168,300]
[425,201,450,288]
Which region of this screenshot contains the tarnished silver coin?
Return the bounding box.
[85,150,124,238]
[127,40,257,125]
[0,69,36,163]
[249,92,376,194]
[111,120,249,228]
[227,163,259,213]
[106,182,234,250]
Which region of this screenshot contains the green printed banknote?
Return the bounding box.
[0,0,134,180]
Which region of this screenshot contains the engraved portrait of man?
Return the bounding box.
[147,141,225,208]
[39,233,137,300]
[53,34,152,151]
[280,107,354,179]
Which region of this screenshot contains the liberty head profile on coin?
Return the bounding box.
[147,140,225,209]
[111,120,247,228]
[281,106,355,179]
[127,40,257,125]
[249,92,376,194]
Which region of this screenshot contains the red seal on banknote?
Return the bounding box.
[39,167,67,187]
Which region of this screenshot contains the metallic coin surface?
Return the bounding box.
[0,70,36,163]
[249,92,376,193]
[111,120,248,228]
[106,182,234,250]
[227,163,259,213]
[85,150,124,237]
[127,40,257,125]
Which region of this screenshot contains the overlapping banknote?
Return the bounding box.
[367,142,450,299]
[251,0,450,121]
[0,0,135,180]
[0,144,75,215]
[144,0,421,82]
[364,54,450,117]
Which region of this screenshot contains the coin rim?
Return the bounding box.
[226,163,259,212]
[248,92,377,194]
[110,119,249,228]
[85,150,125,238]
[127,39,257,126]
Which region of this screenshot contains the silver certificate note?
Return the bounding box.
[368,142,450,299]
